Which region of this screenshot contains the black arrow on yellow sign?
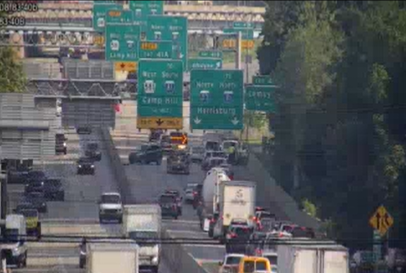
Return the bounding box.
[156,119,164,126]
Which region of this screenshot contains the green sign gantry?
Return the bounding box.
[245,85,277,112]
[137,60,184,128]
[139,40,173,59]
[190,69,244,130]
[198,50,223,59]
[146,15,188,69]
[105,10,139,61]
[188,58,222,70]
[93,1,122,32]
[253,75,273,86]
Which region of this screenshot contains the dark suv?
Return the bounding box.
[77,157,95,175]
[128,144,163,165]
[85,143,102,161]
[25,179,64,201]
[55,133,67,155]
[159,194,180,219]
[225,225,253,253]
[8,170,46,184]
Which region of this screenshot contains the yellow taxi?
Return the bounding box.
[238,256,272,273]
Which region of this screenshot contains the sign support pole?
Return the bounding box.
[236,32,242,70]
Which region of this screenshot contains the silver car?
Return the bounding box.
[190,146,205,163]
[184,183,199,202]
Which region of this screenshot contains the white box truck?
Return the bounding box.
[0,214,28,268]
[86,242,139,273]
[200,168,231,235]
[122,205,161,273]
[213,180,256,241]
[277,240,350,273]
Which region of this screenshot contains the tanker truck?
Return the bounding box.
[199,168,231,237]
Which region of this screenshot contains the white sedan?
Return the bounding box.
[219,253,245,273]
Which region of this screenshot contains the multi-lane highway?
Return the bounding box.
[7,128,174,273]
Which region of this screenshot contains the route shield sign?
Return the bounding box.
[190,69,244,130]
[198,50,223,59]
[139,41,173,59]
[137,60,183,129]
[188,58,222,70]
[253,75,273,86]
[245,85,277,112]
[93,1,122,32]
[146,15,188,69]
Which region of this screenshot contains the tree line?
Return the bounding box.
[258,1,406,250]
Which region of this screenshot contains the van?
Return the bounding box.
[238,256,272,273]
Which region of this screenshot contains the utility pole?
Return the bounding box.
[235,31,242,69]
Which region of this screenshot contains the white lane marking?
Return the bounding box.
[195,258,222,263]
[166,230,205,235]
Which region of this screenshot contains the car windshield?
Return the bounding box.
[78,158,93,163]
[213,152,227,158]
[45,179,61,187]
[256,261,268,270]
[16,204,32,210]
[193,147,205,153]
[223,142,237,149]
[160,195,175,203]
[226,256,242,265]
[234,227,251,236]
[27,192,43,199]
[87,143,98,150]
[210,159,226,166]
[20,209,38,217]
[101,194,121,203]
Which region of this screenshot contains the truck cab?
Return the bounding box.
[1,215,28,268]
[98,192,123,223]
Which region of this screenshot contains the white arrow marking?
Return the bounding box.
[231,117,239,125]
[194,117,202,125]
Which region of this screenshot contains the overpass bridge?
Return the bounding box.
[14,2,265,31]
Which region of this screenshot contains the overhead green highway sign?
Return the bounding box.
[198,50,223,59]
[130,1,164,16]
[139,41,173,59]
[146,15,188,69]
[223,28,254,40]
[93,1,122,32]
[253,75,273,86]
[137,60,184,129]
[245,85,278,112]
[188,58,222,70]
[105,10,139,61]
[233,22,254,29]
[190,69,244,130]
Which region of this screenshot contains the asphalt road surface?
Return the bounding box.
[7,129,173,273]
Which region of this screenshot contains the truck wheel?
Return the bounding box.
[208,229,213,238]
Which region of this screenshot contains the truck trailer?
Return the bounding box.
[277,240,350,273]
[86,242,139,273]
[122,205,161,273]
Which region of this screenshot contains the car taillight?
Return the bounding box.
[172,205,177,210]
[193,191,197,196]
[229,175,234,180]
[210,218,215,223]
[255,248,262,256]
[279,232,284,238]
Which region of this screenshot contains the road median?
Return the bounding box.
[161,228,210,273]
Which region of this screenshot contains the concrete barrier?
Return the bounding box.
[161,228,210,273]
[100,127,132,204]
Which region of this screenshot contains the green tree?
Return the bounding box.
[0,12,26,93]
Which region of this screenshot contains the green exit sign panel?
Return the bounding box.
[188,58,222,70]
[139,40,173,59]
[223,28,254,40]
[190,69,244,130]
[138,59,184,118]
[130,1,164,16]
[233,22,254,29]
[245,85,277,112]
[198,50,223,59]
[253,75,273,86]
[93,1,122,32]
[146,15,188,69]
